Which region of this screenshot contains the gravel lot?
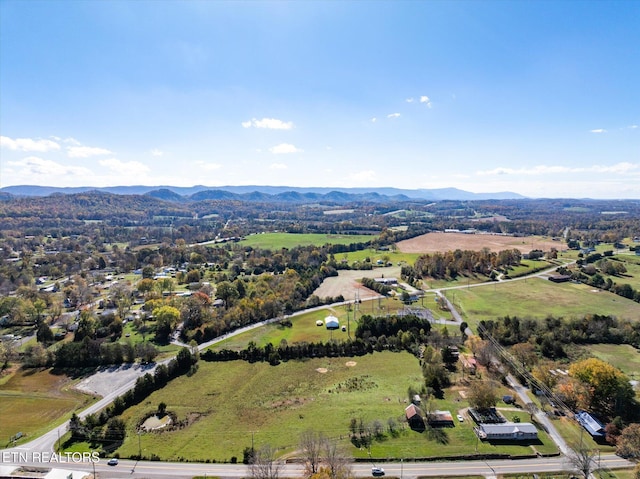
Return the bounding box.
[74,363,156,397]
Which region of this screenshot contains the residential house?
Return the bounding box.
[474,422,538,441]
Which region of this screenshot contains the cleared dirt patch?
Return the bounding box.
[345,361,357,367]
[141,414,172,431]
[312,266,401,300]
[397,232,560,254]
[316,368,328,374]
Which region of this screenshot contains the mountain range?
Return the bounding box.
[0,185,525,203]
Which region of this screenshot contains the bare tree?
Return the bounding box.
[322,438,352,479]
[567,445,599,479]
[249,444,282,479]
[524,402,538,421]
[300,430,324,476]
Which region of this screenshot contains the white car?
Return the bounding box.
[107,458,119,466]
[456,414,464,422]
[372,467,385,477]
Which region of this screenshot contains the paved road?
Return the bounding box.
[0,453,633,479]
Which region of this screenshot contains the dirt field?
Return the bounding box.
[312,266,401,300]
[396,232,561,254]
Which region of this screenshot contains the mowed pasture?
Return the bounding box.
[451,277,640,325]
[396,232,562,254]
[582,344,640,378]
[238,232,377,250]
[114,352,557,462]
[0,368,93,446]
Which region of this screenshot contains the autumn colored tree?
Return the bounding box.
[153,305,180,343]
[532,360,559,391]
[617,423,640,459]
[136,278,155,298]
[468,379,499,410]
[569,358,635,416]
[554,376,592,411]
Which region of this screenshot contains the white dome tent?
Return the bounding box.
[324,315,340,330]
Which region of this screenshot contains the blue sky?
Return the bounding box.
[1,0,638,198]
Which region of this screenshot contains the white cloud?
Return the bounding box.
[349,169,377,183]
[8,156,91,176]
[387,113,401,119]
[242,118,294,130]
[370,117,377,123]
[405,98,414,103]
[68,145,113,158]
[1,136,60,152]
[629,125,638,129]
[590,129,607,134]
[420,96,432,108]
[63,137,82,145]
[194,160,222,171]
[99,158,150,175]
[269,143,303,154]
[477,162,640,176]
[150,148,164,157]
[269,163,288,170]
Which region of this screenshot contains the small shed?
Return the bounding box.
[427,410,455,428]
[404,404,425,431]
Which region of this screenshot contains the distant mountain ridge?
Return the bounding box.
[0,185,525,202]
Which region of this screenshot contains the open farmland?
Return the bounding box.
[238,232,377,250]
[452,277,640,325]
[0,368,93,444]
[115,352,425,461]
[396,232,562,254]
[113,351,556,462]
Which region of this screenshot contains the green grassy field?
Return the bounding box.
[237,232,378,250]
[0,368,93,447]
[208,301,461,352]
[450,277,640,327]
[605,257,640,290]
[581,344,640,378]
[111,352,556,463]
[335,249,421,265]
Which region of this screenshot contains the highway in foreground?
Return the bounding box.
[0,454,634,478]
